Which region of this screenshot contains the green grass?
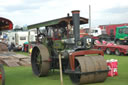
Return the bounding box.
[4,54,128,85]
[15,51,29,56]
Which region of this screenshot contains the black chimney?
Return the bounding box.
[72,10,80,45]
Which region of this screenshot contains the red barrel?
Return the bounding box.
[107,60,114,77]
[113,60,118,76]
[107,59,118,77]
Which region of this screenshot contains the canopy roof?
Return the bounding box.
[0,17,13,31]
[28,16,88,29]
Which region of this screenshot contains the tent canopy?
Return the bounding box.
[0,17,13,31]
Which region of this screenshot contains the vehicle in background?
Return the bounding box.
[28,29,37,43]
[7,31,36,51]
[8,31,28,51]
[80,28,88,37]
[90,27,101,37]
[80,28,102,43]
[94,44,128,56]
[115,26,128,44]
[81,28,101,37]
[99,24,128,44]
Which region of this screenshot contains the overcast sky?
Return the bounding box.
[0,0,128,28]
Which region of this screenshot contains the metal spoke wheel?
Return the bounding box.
[106,48,111,55]
[115,49,121,56]
[0,64,5,85]
[31,45,50,77]
[35,51,42,73]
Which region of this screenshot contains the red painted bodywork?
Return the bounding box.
[69,50,104,71]
[0,74,1,79]
[0,17,13,31]
[99,23,128,37]
[94,45,128,55]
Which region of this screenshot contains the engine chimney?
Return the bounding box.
[72,10,80,46]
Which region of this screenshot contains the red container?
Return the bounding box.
[107,60,114,77]
[107,59,118,77]
[113,60,118,76]
[24,44,28,52]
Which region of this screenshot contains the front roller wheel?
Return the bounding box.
[31,45,50,77]
[69,56,108,84]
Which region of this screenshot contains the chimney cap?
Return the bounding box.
[71,10,80,14]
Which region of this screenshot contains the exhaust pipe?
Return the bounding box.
[72,10,80,46]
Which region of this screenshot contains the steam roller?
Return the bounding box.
[28,10,108,84]
[31,46,108,84]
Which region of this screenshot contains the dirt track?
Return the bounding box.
[0,52,31,67]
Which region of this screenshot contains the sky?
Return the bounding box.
[0,0,128,28]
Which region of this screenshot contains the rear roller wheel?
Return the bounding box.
[31,45,50,77]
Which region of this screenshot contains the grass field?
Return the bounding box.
[15,52,29,56]
[4,54,128,85]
